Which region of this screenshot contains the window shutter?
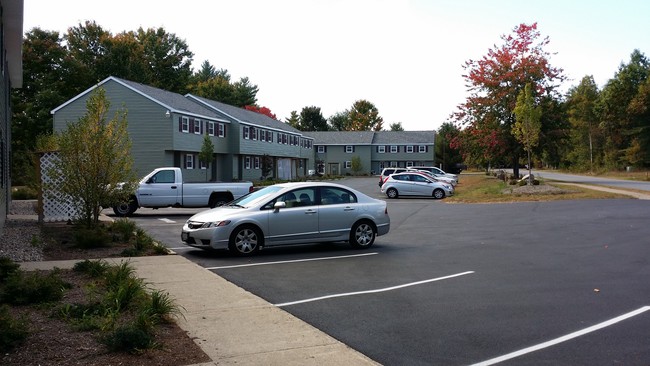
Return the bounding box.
[397,146,400,152]
[353,146,355,152]
[426,146,428,152]
[179,117,182,132]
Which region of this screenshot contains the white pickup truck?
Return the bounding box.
[112,167,254,216]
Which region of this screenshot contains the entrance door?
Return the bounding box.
[328,163,340,175]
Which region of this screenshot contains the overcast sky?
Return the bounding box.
[23,0,650,131]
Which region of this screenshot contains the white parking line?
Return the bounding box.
[158,218,175,223]
[206,252,378,270]
[471,306,650,366]
[274,271,474,307]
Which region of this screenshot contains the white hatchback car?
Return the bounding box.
[182,181,390,255]
[408,166,459,185]
[381,172,454,199]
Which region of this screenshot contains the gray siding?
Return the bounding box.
[53,80,175,178]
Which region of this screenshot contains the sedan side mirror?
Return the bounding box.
[273,201,286,212]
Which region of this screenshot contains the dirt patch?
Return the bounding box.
[2,270,210,366]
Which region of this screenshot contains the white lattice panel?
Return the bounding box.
[40,152,79,222]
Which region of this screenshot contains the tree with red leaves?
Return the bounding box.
[452,23,565,176]
[245,105,277,120]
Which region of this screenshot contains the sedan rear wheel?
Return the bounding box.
[433,188,445,199]
[229,225,261,256]
[350,221,376,249]
[386,188,398,199]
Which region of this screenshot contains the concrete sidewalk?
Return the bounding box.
[20,255,379,366]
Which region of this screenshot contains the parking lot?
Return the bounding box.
[120,177,650,365]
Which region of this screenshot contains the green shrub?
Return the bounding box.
[1,269,71,305]
[0,257,20,282]
[102,325,153,354]
[110,218,136,242]
[73,259,110,278]
[0,305,29,352]
[11,186,38,200]
[74,226,112,248]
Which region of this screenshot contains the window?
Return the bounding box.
[378,145,386,153]
[406,145,414,153]
[194,119,201,134]
[317,146,325,153]
[406,161,414,167]
[243,126,250,139]
[390,145,398,153]
[252,127,258,140]
[208,122,215,136]
[379,161,386,169]
[260,130,266,142]
[419,145,427,153]
[200,160,208,169]
[185,154,194,169]
[150,170,175,183]
[254,157,260,169]
[345,145,354,153]
[345,161,352,168]
[245,156,251,169]
[320,187,357,206]
[390,161,398,167]
[218,123,225,137]
[267,131,273,142]
[181,117,189,133]
[282,134,287,144]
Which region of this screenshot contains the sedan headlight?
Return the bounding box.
[201,220,231,229]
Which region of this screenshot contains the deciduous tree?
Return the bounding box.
[348,100,384,131]
[452,23,564,177]
[513,83,542,184]
[50,87,136,227]
[198,134,215,181]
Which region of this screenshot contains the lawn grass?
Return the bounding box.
[446,174,631,203]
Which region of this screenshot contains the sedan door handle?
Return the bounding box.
[304,209,317,214]
[344,207,355,211]
[171,186,177,189]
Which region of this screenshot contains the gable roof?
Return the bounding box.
[304,130,436,145]
[372,131,436,145]
[303,131,376,145]
[186,94,307,136]
[52,76,229,123]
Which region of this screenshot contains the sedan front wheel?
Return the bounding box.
[229,225,262,256]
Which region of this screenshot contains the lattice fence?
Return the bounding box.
[39,151,79,222]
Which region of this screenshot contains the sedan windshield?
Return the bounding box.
[230,185,283,207]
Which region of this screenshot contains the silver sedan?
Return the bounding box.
[381,172,454,199]
[181,181,390,255]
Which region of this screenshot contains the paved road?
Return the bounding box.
[532,170,650,192]
[114,177,650,365]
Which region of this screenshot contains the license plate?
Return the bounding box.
[181,232,189,241]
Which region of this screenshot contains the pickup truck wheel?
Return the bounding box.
[112,199,138,217]
[229,225,261,256]
[209,193,233,208]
